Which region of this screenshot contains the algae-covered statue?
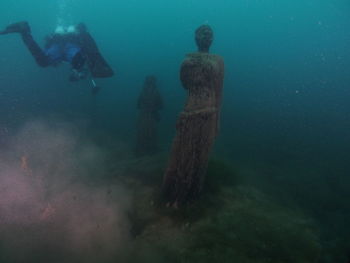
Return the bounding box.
[135,75,163,156]
[162,25,225,206]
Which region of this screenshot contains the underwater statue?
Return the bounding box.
[162,25,225,206]
[135,75,163,156]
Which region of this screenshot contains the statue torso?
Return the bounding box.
[180,52,224,112]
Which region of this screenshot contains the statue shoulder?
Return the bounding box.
[209,54,224,72]
[206,53,224,63]
[183,52,200,61]
[181,53,224,74]
[182,52,209,66]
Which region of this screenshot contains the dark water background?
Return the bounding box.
[0,0,349,261]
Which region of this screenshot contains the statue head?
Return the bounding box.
[195,25,213,53]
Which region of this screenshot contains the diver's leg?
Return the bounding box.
[0,21,50,67]
[71,52,86,71]
[21,32,50,67]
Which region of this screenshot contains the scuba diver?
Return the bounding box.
[0,21,114,93]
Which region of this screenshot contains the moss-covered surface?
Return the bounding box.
[116,157,322,263]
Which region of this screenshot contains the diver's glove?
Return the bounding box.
[69,69,87,82]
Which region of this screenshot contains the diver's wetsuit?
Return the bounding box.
[1,22,114,80]
[22,31,86,72]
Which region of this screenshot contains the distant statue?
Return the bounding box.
[135,75,163,156]
[162,25,225,206]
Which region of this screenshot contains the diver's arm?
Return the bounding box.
[77,29,114,78]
